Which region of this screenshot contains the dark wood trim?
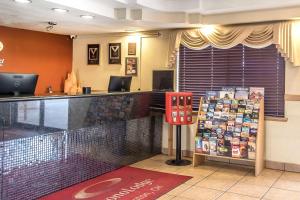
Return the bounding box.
[265,116,288,122]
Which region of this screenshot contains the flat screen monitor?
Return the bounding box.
[108,76,132,92]
[0,73,38,96]
[152,70,174,91]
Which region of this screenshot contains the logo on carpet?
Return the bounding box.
[40,166,191,200]
[74,178,155,200]
[106,179,154,200]
[74,178,122,199]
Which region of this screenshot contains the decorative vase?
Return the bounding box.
[64,71,79,94]
[64,73,72,93]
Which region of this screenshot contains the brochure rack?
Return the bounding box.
[193,97,265,176]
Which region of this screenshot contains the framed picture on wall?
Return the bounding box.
[109,43,121,64]
[128,43,136,55]
[125,57,138,76]
[87,44,100,65]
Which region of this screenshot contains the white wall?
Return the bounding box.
[264,61,300,164]
[72,30,300,165]
[72,31,171,92]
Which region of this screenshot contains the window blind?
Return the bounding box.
[179,44,285,117]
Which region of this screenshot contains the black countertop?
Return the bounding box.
[0,90,152,102]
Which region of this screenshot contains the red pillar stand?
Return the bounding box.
[165,92,193,166]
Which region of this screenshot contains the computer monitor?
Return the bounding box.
[152,70,174,91]
[108,76,132,92]
[0,73,38,96]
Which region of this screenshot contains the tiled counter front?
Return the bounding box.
[0,92,162,200]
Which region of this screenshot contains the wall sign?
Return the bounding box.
[125,57,137,76]
[0,41,4,66]
[128,43,136,55]
[87,44,100,65]
[109,43,121,64]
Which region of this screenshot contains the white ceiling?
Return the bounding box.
[1,0,300,35]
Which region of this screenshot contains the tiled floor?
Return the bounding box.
[130,154,300,200]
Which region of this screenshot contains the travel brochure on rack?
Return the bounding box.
[195,87,264,160]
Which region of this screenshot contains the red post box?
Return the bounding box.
[165,92,193,125]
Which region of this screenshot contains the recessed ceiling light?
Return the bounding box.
[13,0,32,3]
[80,15,94,19]
[52,8,69,13]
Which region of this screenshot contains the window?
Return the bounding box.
[179,44,285,117]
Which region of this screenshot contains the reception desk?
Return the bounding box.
[0,91,163,200]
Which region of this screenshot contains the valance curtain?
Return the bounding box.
[167,20,300,68]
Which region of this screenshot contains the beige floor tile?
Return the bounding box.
[193,163,221,171]
[155,169,180,174]
[258,169,283,177]
[157,194,176,200]
[281,172,300,181]
[172,196,194,200]
[239,170,281,187]
[154,166,182,174]
[211,171,244,180]
[263,188,300,200]
[157,161,193,172]
[184,176,206,186]
[217,167,250,177]
[228,182,270,198]
[131,155,294,200]
[177,167,215,178]
[179,186,223,200]
[130,164,156,170]
[196,173,239,191]
[218,192,259,200]
[273,171,300,192]
[239,176,276,187]
[273,179,300,192]
[131,159,163,169]
[149,154,174,162]
[167,184,191,196]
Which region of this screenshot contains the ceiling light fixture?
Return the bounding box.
[52,8,69,13]
[80,15,94,19]
[13,0,32,4]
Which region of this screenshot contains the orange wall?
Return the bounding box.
[0,26,72,94]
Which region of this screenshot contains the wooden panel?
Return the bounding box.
[194,153,255,163]
[264,116,288,122]
[193,153,205,166]
[168,124,173,156]
[255,99,265,176]
[192,97,203,167]
[285,94,300,101]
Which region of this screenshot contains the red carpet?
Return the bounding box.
[40,166,191,200]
